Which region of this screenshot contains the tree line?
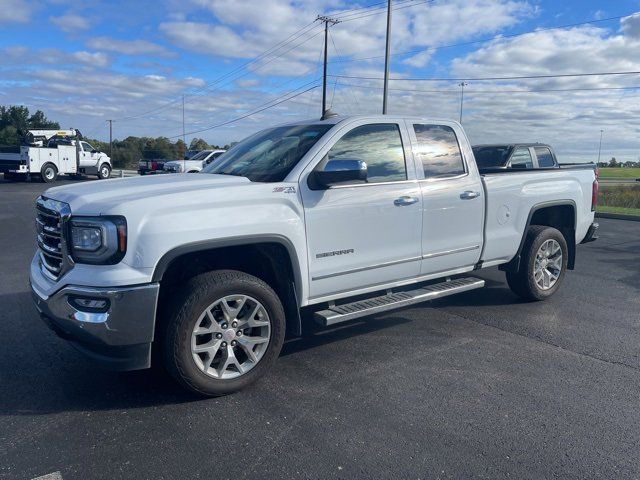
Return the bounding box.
[0,105,229,169]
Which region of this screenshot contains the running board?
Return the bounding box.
[314,277,485,326]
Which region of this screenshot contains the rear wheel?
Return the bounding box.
[97,163,111,179]
[506,225,568,301]
[161,270,286,396]
[41,163,58,183]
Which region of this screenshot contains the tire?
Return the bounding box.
[161,270,286,396]
[40,163,58,183]
[506,225,568,301]
[97,163,111,179]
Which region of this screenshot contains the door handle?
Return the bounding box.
[394,196,419,206]
[460,191,481,200]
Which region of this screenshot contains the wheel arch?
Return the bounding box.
[153,235,303,336]
[500,200,577,273]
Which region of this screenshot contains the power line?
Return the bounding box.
[330,0,418,21]
[113,20,323,122]
[338,0,434,23]
[328,0,413,17]
[335,82,640,94]
[331,12,638,63]
[329,70,640,82]
[166,82,320,139]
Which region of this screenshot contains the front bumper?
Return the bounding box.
[31,279,160,371]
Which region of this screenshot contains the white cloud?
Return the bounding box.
[49,13,90,31]
[620,13,640,38]
[162,0,533,76]
[0,0,30,24]
[72,51,109,68]
[86,37,172,56]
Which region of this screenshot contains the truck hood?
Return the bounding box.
[44,173,251,214]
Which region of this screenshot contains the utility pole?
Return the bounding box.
[597,129,604,164]
[317,15,340,116]
[107,119,113,157]
[458,82,468,124]
[382,0,392,114]
[182,95,186,158]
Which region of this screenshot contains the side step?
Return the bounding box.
[314,277,484,326]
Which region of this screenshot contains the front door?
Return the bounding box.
[408,122,484,275]
[301,121,423,301]
[80,141,98,167]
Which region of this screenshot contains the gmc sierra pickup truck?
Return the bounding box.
[30,115,599,396]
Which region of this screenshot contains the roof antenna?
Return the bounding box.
[321,108,338,120]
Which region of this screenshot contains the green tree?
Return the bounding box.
[0,106,59,148]
[608,157,618,168]
[189,138,211,151]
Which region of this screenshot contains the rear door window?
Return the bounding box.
[509,148,534,169]
[413,124,465,178]
[534,146,556,167]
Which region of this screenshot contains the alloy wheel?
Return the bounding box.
[534,239,562,290]
[191,295,271,379]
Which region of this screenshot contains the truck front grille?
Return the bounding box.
[35,196,72,280]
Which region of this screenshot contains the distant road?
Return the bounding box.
[599,178,639,185]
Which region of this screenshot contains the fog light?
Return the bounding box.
[69,296,110,313]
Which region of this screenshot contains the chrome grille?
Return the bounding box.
[35,196,71,280]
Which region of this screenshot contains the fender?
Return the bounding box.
[151,233,303,289]
[499,200,577,273]
[151,234,304,336]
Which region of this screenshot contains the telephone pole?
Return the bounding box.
[382,0,392,114]
[107,119,113,157]
[317,15,340,116]
[597,129,604,163]
[458,82,468,124]
[182,95,186,158]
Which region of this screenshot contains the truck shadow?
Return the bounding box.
[0,291,413,415]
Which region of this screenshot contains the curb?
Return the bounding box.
[595,212,640,222]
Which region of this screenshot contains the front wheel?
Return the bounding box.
[506,225,568,301]
[97,163,111,179]
[161,270,286,396]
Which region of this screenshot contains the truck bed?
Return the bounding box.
[480,166,597,266]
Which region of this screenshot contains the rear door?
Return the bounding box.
[408,122,484,275]
[300,120,422,301]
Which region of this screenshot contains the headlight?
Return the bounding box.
[69,216,127,264]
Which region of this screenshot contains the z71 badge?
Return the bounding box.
[272,186,296,193]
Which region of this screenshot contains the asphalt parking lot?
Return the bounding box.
[1,177,639,480]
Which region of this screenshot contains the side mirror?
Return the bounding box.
[91,149,99,153]
[309,159,368,190]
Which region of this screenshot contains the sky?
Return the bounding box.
[1,0,639,162]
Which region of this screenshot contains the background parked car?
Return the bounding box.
[163,149,226,173]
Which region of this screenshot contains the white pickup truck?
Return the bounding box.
[163,149,226,173]
[30,115,598,396]
[0,129,112,182]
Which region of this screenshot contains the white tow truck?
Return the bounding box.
[0,129,112,182]
[30,114,598,396]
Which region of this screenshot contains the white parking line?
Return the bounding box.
[32,472,63,480]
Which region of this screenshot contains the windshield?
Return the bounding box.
[202,124,333,182]
[190,150,212,161]
[472,146,513,168]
